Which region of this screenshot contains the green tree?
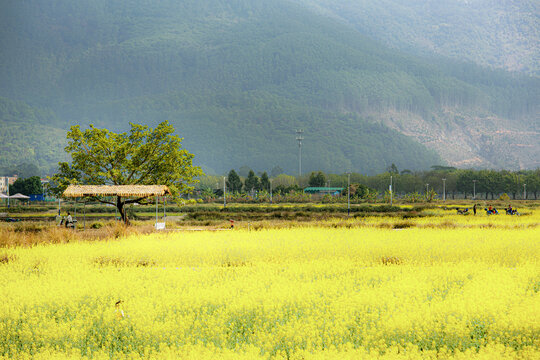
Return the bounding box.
[49,121,202,223]
[260,172,270,191]
[9,176,43,196]
[387,163,399,174]
[425,189,438,202]
[244,170,260,193]
[197,175,221,191]
[342,183,374,199]
[501,171,521,200]
[226,169,243,193]
[456,170,475,199]
[354,183,374,199]
[272,174,297,188]
[308,171,326,187]
[524,170,540,199]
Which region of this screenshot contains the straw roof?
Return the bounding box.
[63,185,170,198]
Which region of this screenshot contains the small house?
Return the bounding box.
[303,187,344,198]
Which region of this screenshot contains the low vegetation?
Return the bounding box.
[0,209,538,359]
[1,202,537,248]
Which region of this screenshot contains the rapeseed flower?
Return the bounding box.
[0,210,538,359]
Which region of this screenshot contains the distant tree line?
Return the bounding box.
[197,165,540,201]
[6,165,539,202]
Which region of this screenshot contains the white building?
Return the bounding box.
[0,177,6,194]
[0,176,18,194]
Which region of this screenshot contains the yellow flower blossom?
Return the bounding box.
[0,208,538,359]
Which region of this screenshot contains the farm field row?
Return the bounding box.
[3,202,538,226]
[1,215,538,359]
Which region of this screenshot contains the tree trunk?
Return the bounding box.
[116,196,129,225]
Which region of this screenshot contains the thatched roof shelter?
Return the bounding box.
[63,185,170,198]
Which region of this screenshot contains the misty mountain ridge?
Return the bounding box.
[0,0,538,175]
[296,0,540,75]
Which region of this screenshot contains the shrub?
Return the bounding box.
[14,223,45,233]
[393,221,414,229]
[90,222,104,229]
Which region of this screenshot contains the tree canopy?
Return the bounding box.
[226,170,243,193]
[309,171,327,187]
[9,176,43,196]
[260,172,270,191]
[244,170,260,193]
[50,121,202,223]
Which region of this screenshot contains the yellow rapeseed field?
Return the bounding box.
[1,208,539,359]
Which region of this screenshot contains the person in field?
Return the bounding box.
[65,212,73,228]
[505,205,518,215]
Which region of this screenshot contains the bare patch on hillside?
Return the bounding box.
[378,109,539,169]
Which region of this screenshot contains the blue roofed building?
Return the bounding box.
[303,187,344,197]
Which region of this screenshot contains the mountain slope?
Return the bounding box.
[297,0,540,75]
[0,97,68,174]
[0,0,538,174]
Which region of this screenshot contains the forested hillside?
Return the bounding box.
[299,0,540,75]
[0,0,538,175]
[0,97,67,174]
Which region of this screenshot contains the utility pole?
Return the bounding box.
[442,178,446,202]
[295,129,304,176]
[426,183,429,196]
[523,183,527,200]
[473,179,477,200]
[390,175,393,206]
[270,179,273,204]
[7,176,9,208]
[347,173,351,216]
[223,176,226,208]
